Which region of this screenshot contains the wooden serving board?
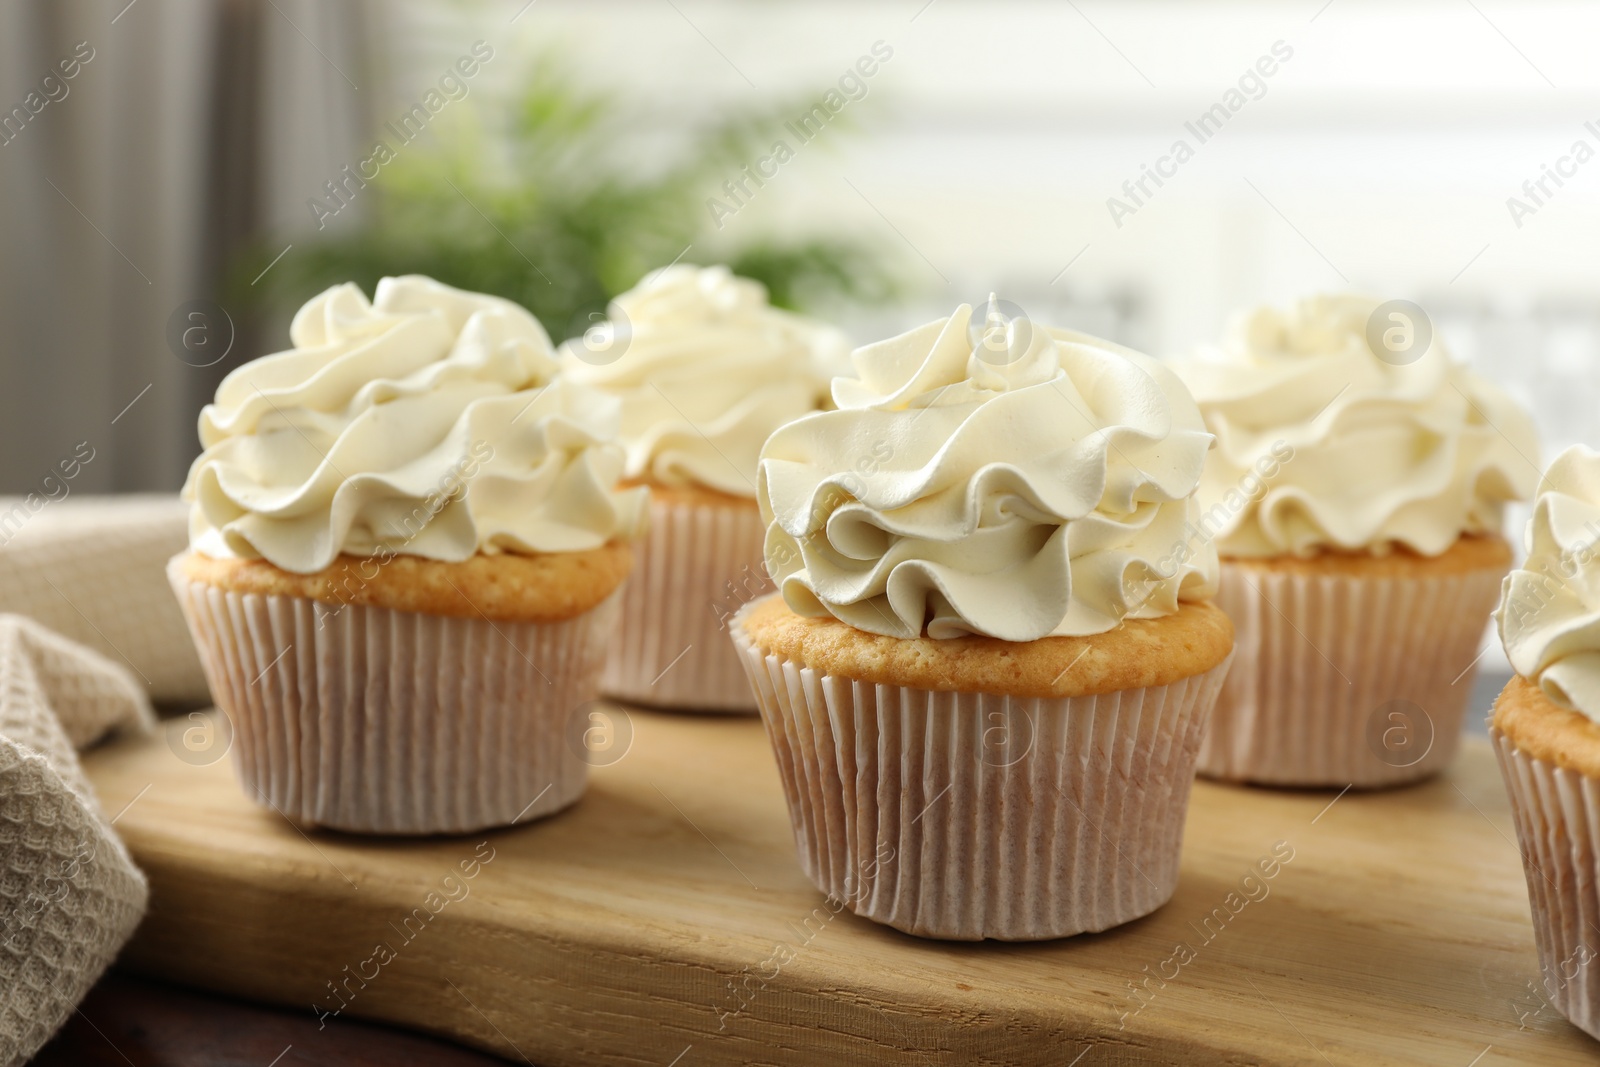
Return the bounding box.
[83,708,1596,1067]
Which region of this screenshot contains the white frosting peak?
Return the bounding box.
[560,265,849,496]
[1172,293,1538,557]
[1498,446,1600,723]
[184,275,646,573]
[759,302,1219,642]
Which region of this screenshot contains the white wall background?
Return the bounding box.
[379,0,1596,435]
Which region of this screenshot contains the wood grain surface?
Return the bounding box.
[80,708,1595,1066]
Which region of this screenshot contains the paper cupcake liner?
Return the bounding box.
[730,605,1231,941]
[1198,561,1505,787]
[168,557,612,835]
[601,494,769,713]
[1492,727,1600,1040]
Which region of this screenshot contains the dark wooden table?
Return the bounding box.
[32,972,514,1066]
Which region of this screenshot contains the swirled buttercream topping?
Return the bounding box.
[758,300,1219,642]
[560,265,849,497]
[1498,446,1600,723]
[1171,294,1537,558]
[184,275,646,572]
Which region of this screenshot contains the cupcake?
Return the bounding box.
[1171,295,1537,787]
[170,276,646,834]
[562,265,847,712]
[1493,445,1600,1040]
[731,299,1234,941]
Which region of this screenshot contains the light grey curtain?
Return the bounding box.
[0,0,370,494]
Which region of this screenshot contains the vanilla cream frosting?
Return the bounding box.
[1498,446,1600,723]
[560,265,849,497]
[758,300,1220,642]
[1171,294,1537,558]
[184,275,646,573]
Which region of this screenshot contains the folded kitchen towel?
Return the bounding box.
[0,614,154,1067]
[0,494,207,705]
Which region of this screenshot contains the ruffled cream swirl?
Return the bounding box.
[1171,294,1537,558]
[560,265,849,497]
[1498,446,1600,722]
[758,300,1219,642]
[184,275,646,573]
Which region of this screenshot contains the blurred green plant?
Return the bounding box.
[234,61,901,341]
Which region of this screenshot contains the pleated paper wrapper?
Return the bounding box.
[731,600,1232,941]
[1198,560,1505,787]
[168,555,613,835]
[602,493,769,713]
[1493,725,1600,1040]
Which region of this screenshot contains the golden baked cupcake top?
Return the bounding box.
[175,543,631,623]
[1225,532,1511,579]
[738,594,1232,698]
[560,265,848,498]
[1170,294,1537,559]
[182,275,647,575]
[1491,676,1600,777]
[757,297,1219,644]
